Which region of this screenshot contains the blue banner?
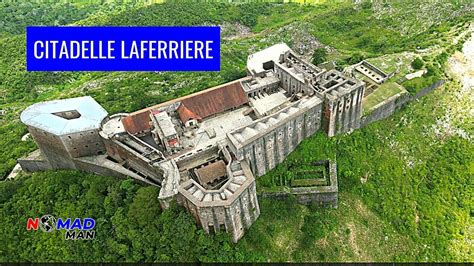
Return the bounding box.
[26,26,220,71]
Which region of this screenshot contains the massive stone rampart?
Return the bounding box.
[361,80,445,126]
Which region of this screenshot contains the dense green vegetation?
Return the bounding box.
[312,48,328,65]
[0,1,142,38]
[403,75,440,95]
[0,0,472,262]
[411,58,424,70]
[0,171,259,262]
[80,1,273,28]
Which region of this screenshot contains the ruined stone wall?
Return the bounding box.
[361,80,445,126]
[323,84,365,136]
[260,160,338,208]
[261,190,337,208]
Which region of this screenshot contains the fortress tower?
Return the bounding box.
[19,96,108,170]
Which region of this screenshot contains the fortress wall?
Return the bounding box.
[293,190,338,207]
[177,178,259,243]
[353,85,365,129]
[261,190,338,208]
[324,84,365,137]
[412,80,445,99]
[237,104,322,177]
[18,151,52,172]
[322,100,335,137]
[260,161,338,208]
[175,146,219,170]
[243,78,280,97]
[179,196,201,224]
[103,137,123,162]
[18,159,52,172]
[157,160,181,209]
[225,181,260,242]
[72,157,129,179]
[19,130,116,180]
[27,126,77,169]
[361,80,444,126]
[361,92,407,126]
[60,129,106,158]
[26,124,106,171]
[305,101,323,137]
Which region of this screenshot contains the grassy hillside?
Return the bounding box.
[0,0,472,262]
[0,1,143,38]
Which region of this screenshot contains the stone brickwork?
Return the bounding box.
[177,159,259,242]
[17,150,52,172]
[227,96,323,177]
[20,97,108,171]
[101,135,164,185]
[320,70,365,136]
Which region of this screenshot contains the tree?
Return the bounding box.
[411,57,424,70]
[127,186,161,227]
[347,52,365,65]
[311,48,328,65]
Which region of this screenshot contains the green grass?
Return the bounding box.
[238,192,416,262]
[402,75,442,96]
[363,82,406,112]
[291,177,327,187]
[366,52,415,76]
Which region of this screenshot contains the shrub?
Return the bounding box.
[347,52,364,65]
[311,48,328,65]
[411,58,424,70]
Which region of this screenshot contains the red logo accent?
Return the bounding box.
[27,218,39,230]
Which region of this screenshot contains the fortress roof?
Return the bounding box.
[121,78,250,134]
[247,43,291,75]
[20,96,108,135]
[122,110,152,135]
[177,81,248,123]
[195,160,227,186]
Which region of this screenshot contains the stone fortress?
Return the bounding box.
[20,43,369,242]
